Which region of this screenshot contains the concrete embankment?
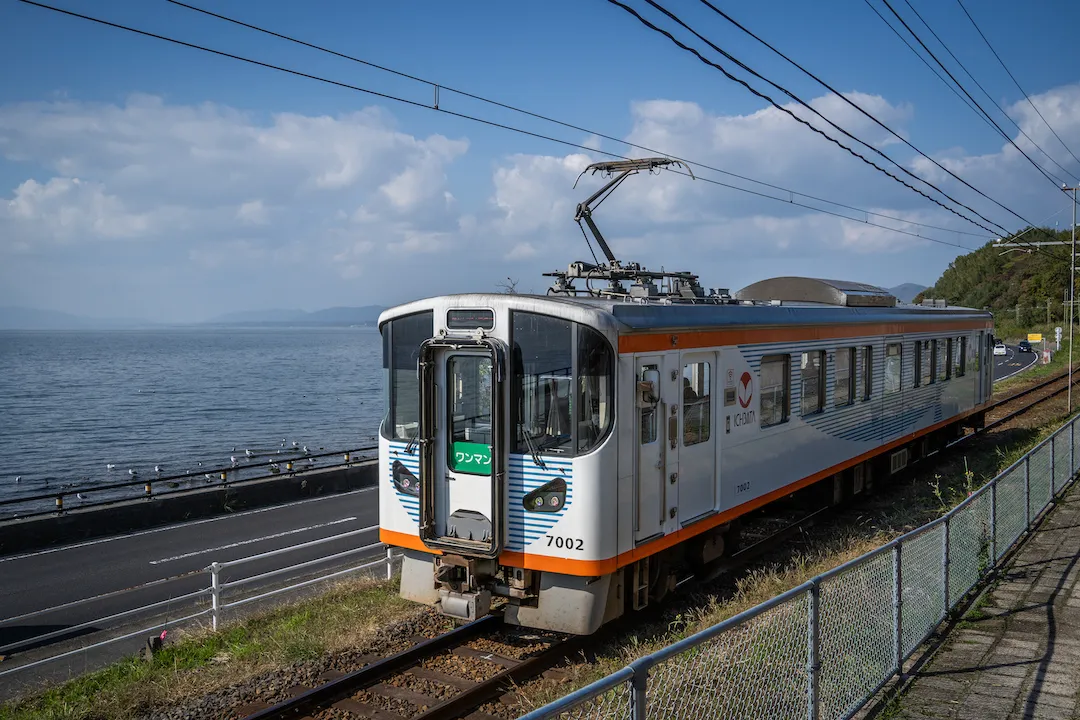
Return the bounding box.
[0,460,378,556]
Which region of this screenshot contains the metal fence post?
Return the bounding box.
[1051,434,1057,497]
[386,546,393,581]
[1072,419,1076,481]
[210,562,221,631]
[1024,456,1031,529]
[807,582,821,720]
[631,666,648,720]
[990,480,998,564]
[893,543,903,678]
[941,518,951,616]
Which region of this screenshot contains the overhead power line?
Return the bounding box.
[956,0,1080,170]
[162,0,994,241]
[876,0,1066,191]
[14,0,989,253]
[604,0,1009,240]
[685,0,1055,243]
[898,0,1075,184]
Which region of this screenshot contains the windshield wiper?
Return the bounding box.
[520,426,547,470]
[405,428,419,455]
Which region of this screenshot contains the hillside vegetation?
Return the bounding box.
[916,228,1072,331]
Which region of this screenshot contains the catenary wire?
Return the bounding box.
[693,0,1066,237]
[899,0,1075,184]
[16,0,981,252]
[877,0,1065,191]
[613,0,1011,239]
[162,0,995,240]
[956,0,1080,170]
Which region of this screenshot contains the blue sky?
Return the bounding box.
[3,0,1080,322]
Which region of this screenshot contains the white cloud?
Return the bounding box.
[236,199,268,225]
[4,85,1078,320]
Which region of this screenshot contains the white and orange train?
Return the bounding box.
[377,276,994,634]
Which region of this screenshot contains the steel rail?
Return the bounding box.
[241,614,501,720]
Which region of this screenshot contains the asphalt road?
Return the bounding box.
[993,343,1041,382]
[0,486,381,687]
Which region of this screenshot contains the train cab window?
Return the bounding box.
[862,346,873,401]
[956,337,966,377]
[971,334,981,373]
[760,355,790,427]
[682,362,711,445]
[512,312,573,456]
[834,348,854,407]
[577,325,614,453]
[944,339,953,380]
[929,339,938,384]
[801,350,825,416]
[511,312,614,457]
[885,343,902,394]
[382,311,434,441]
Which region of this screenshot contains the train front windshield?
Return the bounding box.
[381,310,614,457]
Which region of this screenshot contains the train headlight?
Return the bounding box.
[392,460,420,497]
[523,477,566,514]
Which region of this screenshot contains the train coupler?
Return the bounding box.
[438,588,492,621]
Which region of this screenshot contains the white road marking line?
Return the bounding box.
[0,486,376,564]
[995,346,1040,383]
[148,516,359,565]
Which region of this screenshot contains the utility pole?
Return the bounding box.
[1066,185,1078,414]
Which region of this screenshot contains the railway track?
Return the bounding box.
[232,366,1080,720]
[236,615,583,720]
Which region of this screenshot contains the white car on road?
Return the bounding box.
[993,342,1007,356]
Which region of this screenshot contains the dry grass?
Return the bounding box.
[0,576,420,720]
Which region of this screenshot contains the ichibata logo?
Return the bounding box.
[738,371,753,408]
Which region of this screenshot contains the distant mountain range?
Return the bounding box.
[887,283,928,304]
[0,305,388,330]
[203,306,387,327]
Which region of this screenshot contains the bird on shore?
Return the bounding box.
[76,493,86,500]
[302,445,309,454]
[154,465,163,473]
[292,441,299,448]
[128,469,138,476]
[14,476,20,484]
[106,464,116,470]
[245,449,254,457]
[230,455,238,465]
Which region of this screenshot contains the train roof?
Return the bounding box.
[380,276,990,335]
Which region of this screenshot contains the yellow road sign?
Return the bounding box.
[1027,333,1043,342]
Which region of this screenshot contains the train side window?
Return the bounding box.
[885,343,902,394]
[956,336,966,377]
[682,362,711,445]
[944,338,953,380]
[760,355,790,427]
[801,350,824,416]
[929,339,938,384]
[913,342,922,388]
[862,346,873,401]
[834,347,854,407]
[640,365,659,445]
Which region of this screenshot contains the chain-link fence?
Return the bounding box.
[521,414,1080,720]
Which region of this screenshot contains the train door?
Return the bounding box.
[417,338,506,558]
[634,354,679,542]
[678,351,716,524]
